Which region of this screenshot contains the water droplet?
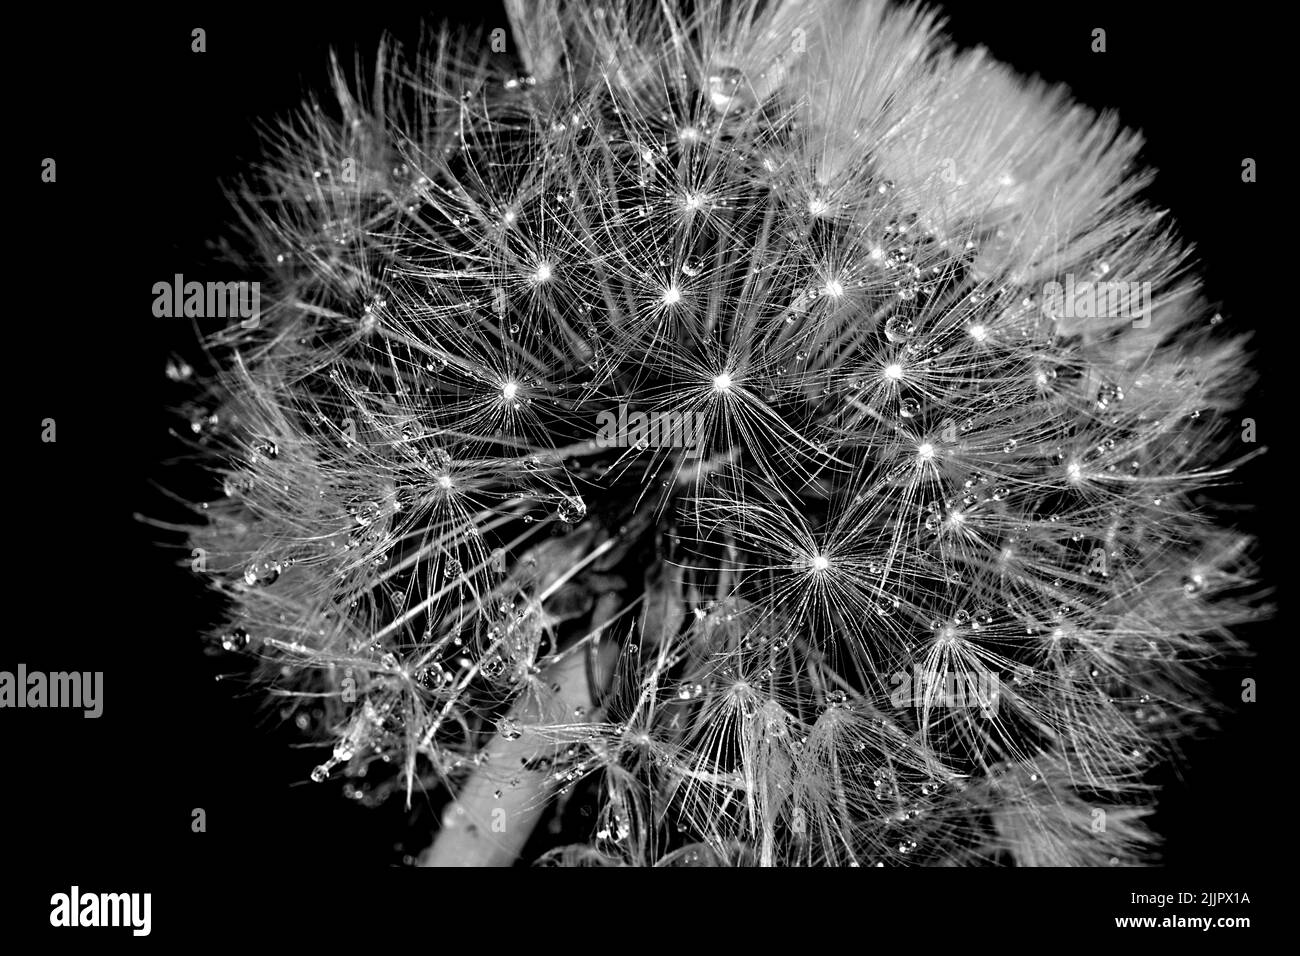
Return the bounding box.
[189,411,219,435]
[557,494,587,524]
[705,65,754,113]
[223,473,253,497]
[602,804,632,842]
[883,315,915,343]
[352,501,381,526]
[1001,438,1019,453]
[165,356,193,382]
[874,597,900,617]
[1095,383,1124,411]
[243,560,281,587]
[899,397,921,419]
[441,801,467,828]
[498,717,522,740]
[418,663,451,688]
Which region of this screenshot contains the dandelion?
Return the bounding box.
[181,0,1263,867]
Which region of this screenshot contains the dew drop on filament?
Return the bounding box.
[705,65,755,113]
[557,495,587,524]
[883,315,915,343]
[243,560,281,587]
[1095,383,1124,411]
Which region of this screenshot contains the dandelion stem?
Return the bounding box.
[421,593,620,866]
[419,648,593,866]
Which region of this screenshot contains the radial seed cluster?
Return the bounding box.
[186,0,1259,866]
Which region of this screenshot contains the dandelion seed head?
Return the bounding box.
[184,0,1264,870]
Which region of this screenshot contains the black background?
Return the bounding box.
[7,0,1278,935]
